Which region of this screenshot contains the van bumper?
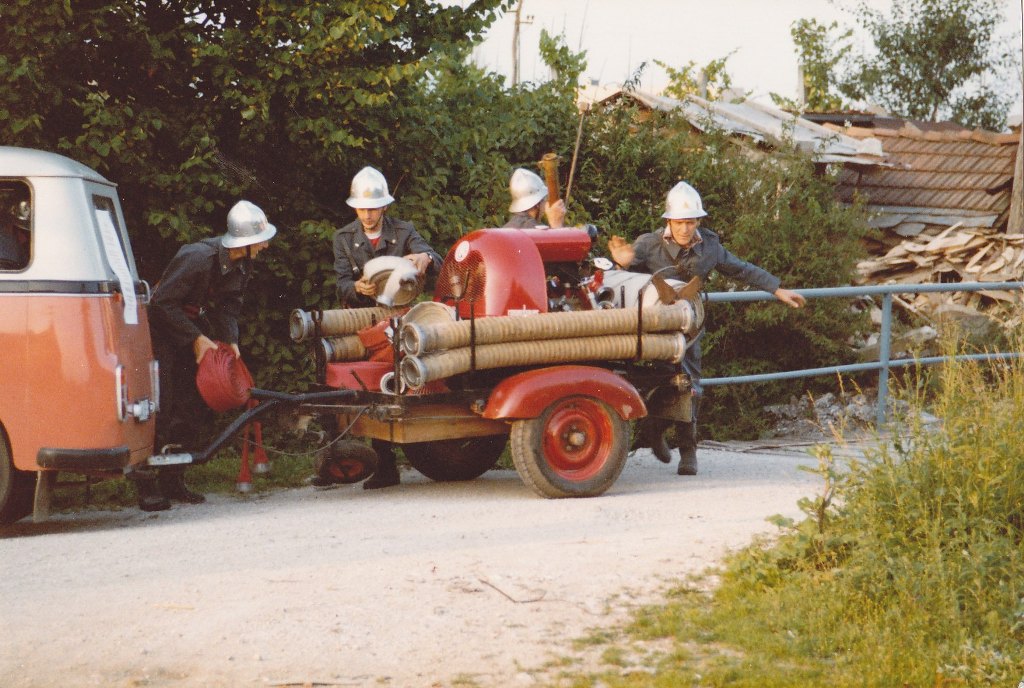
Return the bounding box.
[36,446,130,472]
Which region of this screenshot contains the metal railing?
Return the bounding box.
[700,281,1024,427]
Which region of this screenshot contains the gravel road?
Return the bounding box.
[1,444,825,687]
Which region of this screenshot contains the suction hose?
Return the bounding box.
[290,306,404,342]
[319,335,367,363]
[400,332,686,389]
[401,301,701,356]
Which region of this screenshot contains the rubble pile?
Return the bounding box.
[761,391,943,441]
[856,224,1024,335]
[762,390,889,441]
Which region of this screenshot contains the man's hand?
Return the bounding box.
[544,199,566,229]
[608,235,635,268]
[403,252,432,275]
[773,288,806,308]
[193,335,218,364]
[355,276,378,297]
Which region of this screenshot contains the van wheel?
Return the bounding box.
[402,435,507,482]
[510,396,628,498]
[0,426,34,524]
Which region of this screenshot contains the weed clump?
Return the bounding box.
[707,342,1024,685]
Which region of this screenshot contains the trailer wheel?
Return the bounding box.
[402,435,507,482]
[0,425,34,524]
[314,439,378,485]
[510,396,628,498]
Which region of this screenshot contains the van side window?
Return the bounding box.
[0,180,31,271]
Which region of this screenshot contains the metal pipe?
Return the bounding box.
[876,293,893,427]
[698,280,1023,429]
[705,281,1024,303]
[700,352,1023,386]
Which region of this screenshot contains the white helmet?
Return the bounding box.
[223,200,277,248]
[346,166,395,209]
[508,168,547,213]
[662,181,707,220]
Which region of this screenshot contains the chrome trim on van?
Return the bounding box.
[115,364,127,422]
[0,280,152,295]
[150,360,160,413]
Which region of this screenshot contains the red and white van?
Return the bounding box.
[0,147,158,523]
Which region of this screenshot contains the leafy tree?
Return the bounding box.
[655,54,739,101]
[0,0,509,389]
[0,0,507,244]
[371,28,583,252]
[839,0,1019,129]
[771,18,852,112]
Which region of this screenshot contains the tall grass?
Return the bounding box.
[689,344,1024,685]
[555,342,1024,687]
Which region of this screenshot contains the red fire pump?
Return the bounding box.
[286,225,704,499]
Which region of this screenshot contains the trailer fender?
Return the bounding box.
[483,366,646,421]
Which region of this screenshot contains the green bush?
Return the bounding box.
[701,342,1024,685]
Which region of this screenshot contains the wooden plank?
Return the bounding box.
[963,244,992,273]
[335,403,509,443]
[978,290,1019,302]
[921,222,962,246]
[943,236,991,256]
[923,230,972,253]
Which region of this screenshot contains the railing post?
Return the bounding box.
[876,292,893,429]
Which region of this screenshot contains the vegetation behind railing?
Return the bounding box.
[561,338,1024,686]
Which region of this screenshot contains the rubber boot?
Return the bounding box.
[637,417,674,464]
[634,415,675,464]
[131,471,171,512]
[675,422,698,476]
[158,467,206,504]
[363,442,400,490]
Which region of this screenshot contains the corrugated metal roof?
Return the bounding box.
[577,87,1020,233]
[579,85,888,167]
[831,123,1019,229]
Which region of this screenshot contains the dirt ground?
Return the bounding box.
[0,442,842,688]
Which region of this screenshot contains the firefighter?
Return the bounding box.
[503,168,566,229]
[333,166,442,489]
[137,200,277,512]
[608,181,805,476]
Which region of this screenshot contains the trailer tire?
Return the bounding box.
[0,424,34,524]
[510,395,628,498]
[314,439,378,485]
[402,435,507,482]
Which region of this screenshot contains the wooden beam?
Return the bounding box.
[1008,130,1024,231]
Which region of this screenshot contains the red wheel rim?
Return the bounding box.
[329,458,371,482]
[540,397,614,481]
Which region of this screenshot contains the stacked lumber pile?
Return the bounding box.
[855,224,1024,334]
